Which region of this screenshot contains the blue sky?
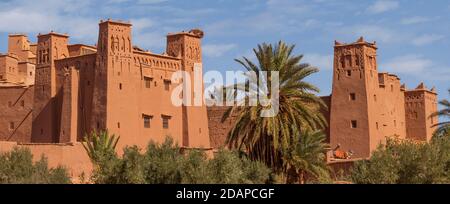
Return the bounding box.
[0,0,449,100]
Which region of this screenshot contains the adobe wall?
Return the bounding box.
[167,31,211,149]
[329,38,437,159]
[91,22,208,151]
[132,51,184,148]
[0,54,20,83]
[31,33,70,143]
[330,42,374,158]
[405,88,438,141]
[8,34,36,63]
[0,141,92,182]
[68,44,96,57]
[320,96,331,143]
[89,21,196,152]
[0,85,34,142]
[55,54,97,142]
[369,73,407,151]
[18,62,35,85]
[207,106,239,149]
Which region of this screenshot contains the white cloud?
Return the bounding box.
[346,25,396,43]
[108,0,168,4]
[401,16,433,25]
[367,0,399,14]
[0,0,173,49]
[303,53,333,70]
[0,8,98,41]
[130,18,155,32]
[137,0,169,4]
[412,34,444,46]
[0,0,101,42]
[203,44,237,58]
[266,0,310,14]
[133,31,166,50]
[380,56,450,81]
[381,55,432,74]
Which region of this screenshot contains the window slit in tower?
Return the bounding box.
[349,93,356,101]
[143,114,152,128]
[144,77,152,88]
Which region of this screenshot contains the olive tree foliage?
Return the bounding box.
[351,134,450,184]
[88,136,272,184]
[0,147,71,184]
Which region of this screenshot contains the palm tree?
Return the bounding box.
[431,89,450,136]
[283,129,330,184]
[223,41,326,171]
[82,130,120,163]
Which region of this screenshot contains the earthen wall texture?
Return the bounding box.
[207,106,239,149]
[405,90,438,141]
[0,86,34,142]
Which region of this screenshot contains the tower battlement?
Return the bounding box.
[334,37,377,49]
[329,37,437,158]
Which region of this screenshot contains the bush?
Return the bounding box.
[209,150,271,184]
[144,138,184,184]
[0,147,71,184]
[90,137,271,184]
[351,135,450,184]
[181,150,211,184]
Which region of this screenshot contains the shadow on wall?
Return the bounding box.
[31,97,56,143]
[0,86,34,142]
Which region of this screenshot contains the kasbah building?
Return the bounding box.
[0,19,438,179]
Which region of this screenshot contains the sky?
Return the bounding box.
[0,0,449,101]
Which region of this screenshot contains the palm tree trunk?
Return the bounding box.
[299,170,305,184]
[286,167,298,184]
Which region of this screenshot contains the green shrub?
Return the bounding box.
[181,150,211,184]
[90,137,271,184]
[0,147,71,184]
[208,150,246,184]
[143,138,184,184]
[208,150,271,184]
[241,156,272,184]
[351,135,450,184]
